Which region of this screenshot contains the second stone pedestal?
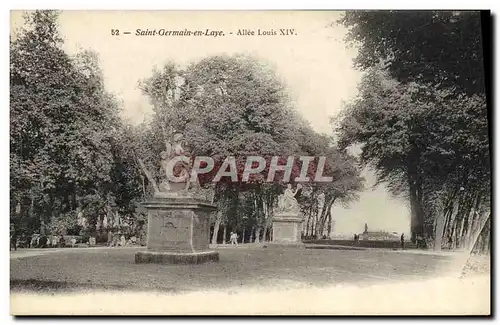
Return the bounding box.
[135,196,219,264]
[271,212,304,248]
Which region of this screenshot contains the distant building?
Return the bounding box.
[361,225,399,241]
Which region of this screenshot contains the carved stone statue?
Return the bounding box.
[114,212,121,228]
[137,132,199,198]
[317,192,325,208]
[157,132,198,195]
[277,184,302,213]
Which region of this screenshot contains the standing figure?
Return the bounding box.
[51,236,59,247]
[400,233,405,250]
[107,230,114,247]
[59,235,65,248]
[230,232,238,246]
[114,212,120,228]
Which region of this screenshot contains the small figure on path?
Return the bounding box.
[107,230,113,247]
[120,235,126,247]
[38,235,48,248]
[30,234,39,248]
[51,236,59,247]
[59,235,65,248]
[416,234,426,249]
[400,233,405,250]
[230,232,238,246]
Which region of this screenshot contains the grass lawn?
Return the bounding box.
[10,245,461,294]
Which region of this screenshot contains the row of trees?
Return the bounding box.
[336,11,491,251]
[10,10,364,243]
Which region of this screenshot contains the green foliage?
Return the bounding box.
[337,11,490,244]
[340,11,485,95]
[336,66,490,240]
[10,10,141,236]
[47,211,81,236]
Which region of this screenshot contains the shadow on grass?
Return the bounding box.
[10,279,181,294]
[10,246,460,295]
[305,245,367,251]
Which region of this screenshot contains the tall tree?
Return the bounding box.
[338,11,490,247]
[336,67,490,247]
[340,11,486,95]
[10,10,123,236]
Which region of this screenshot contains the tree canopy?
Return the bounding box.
[10,11,138,237]
[340,11,486,95]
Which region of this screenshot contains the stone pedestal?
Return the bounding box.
[271,212,304,247]
[135,195,219,264]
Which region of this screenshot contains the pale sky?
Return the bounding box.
[11,10,410,235]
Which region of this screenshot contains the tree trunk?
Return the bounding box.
[327,210,333,238]
[316,197,335,239]
[306,215,311,237]
[254,227,261,244]
[211,211,222,245]
[315,206,327,239]
[409,174,424,243]
[49,192,57,227]
[464,193,482,250]
[482,223,491,253]
[250,226,255,243]
[242,228,246,244]
[466,211,490,253]
[71,184,77,211]
[434,211,446,251]
[458,216,466,249]
[444,198,459,249]
[222,225,227,244]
